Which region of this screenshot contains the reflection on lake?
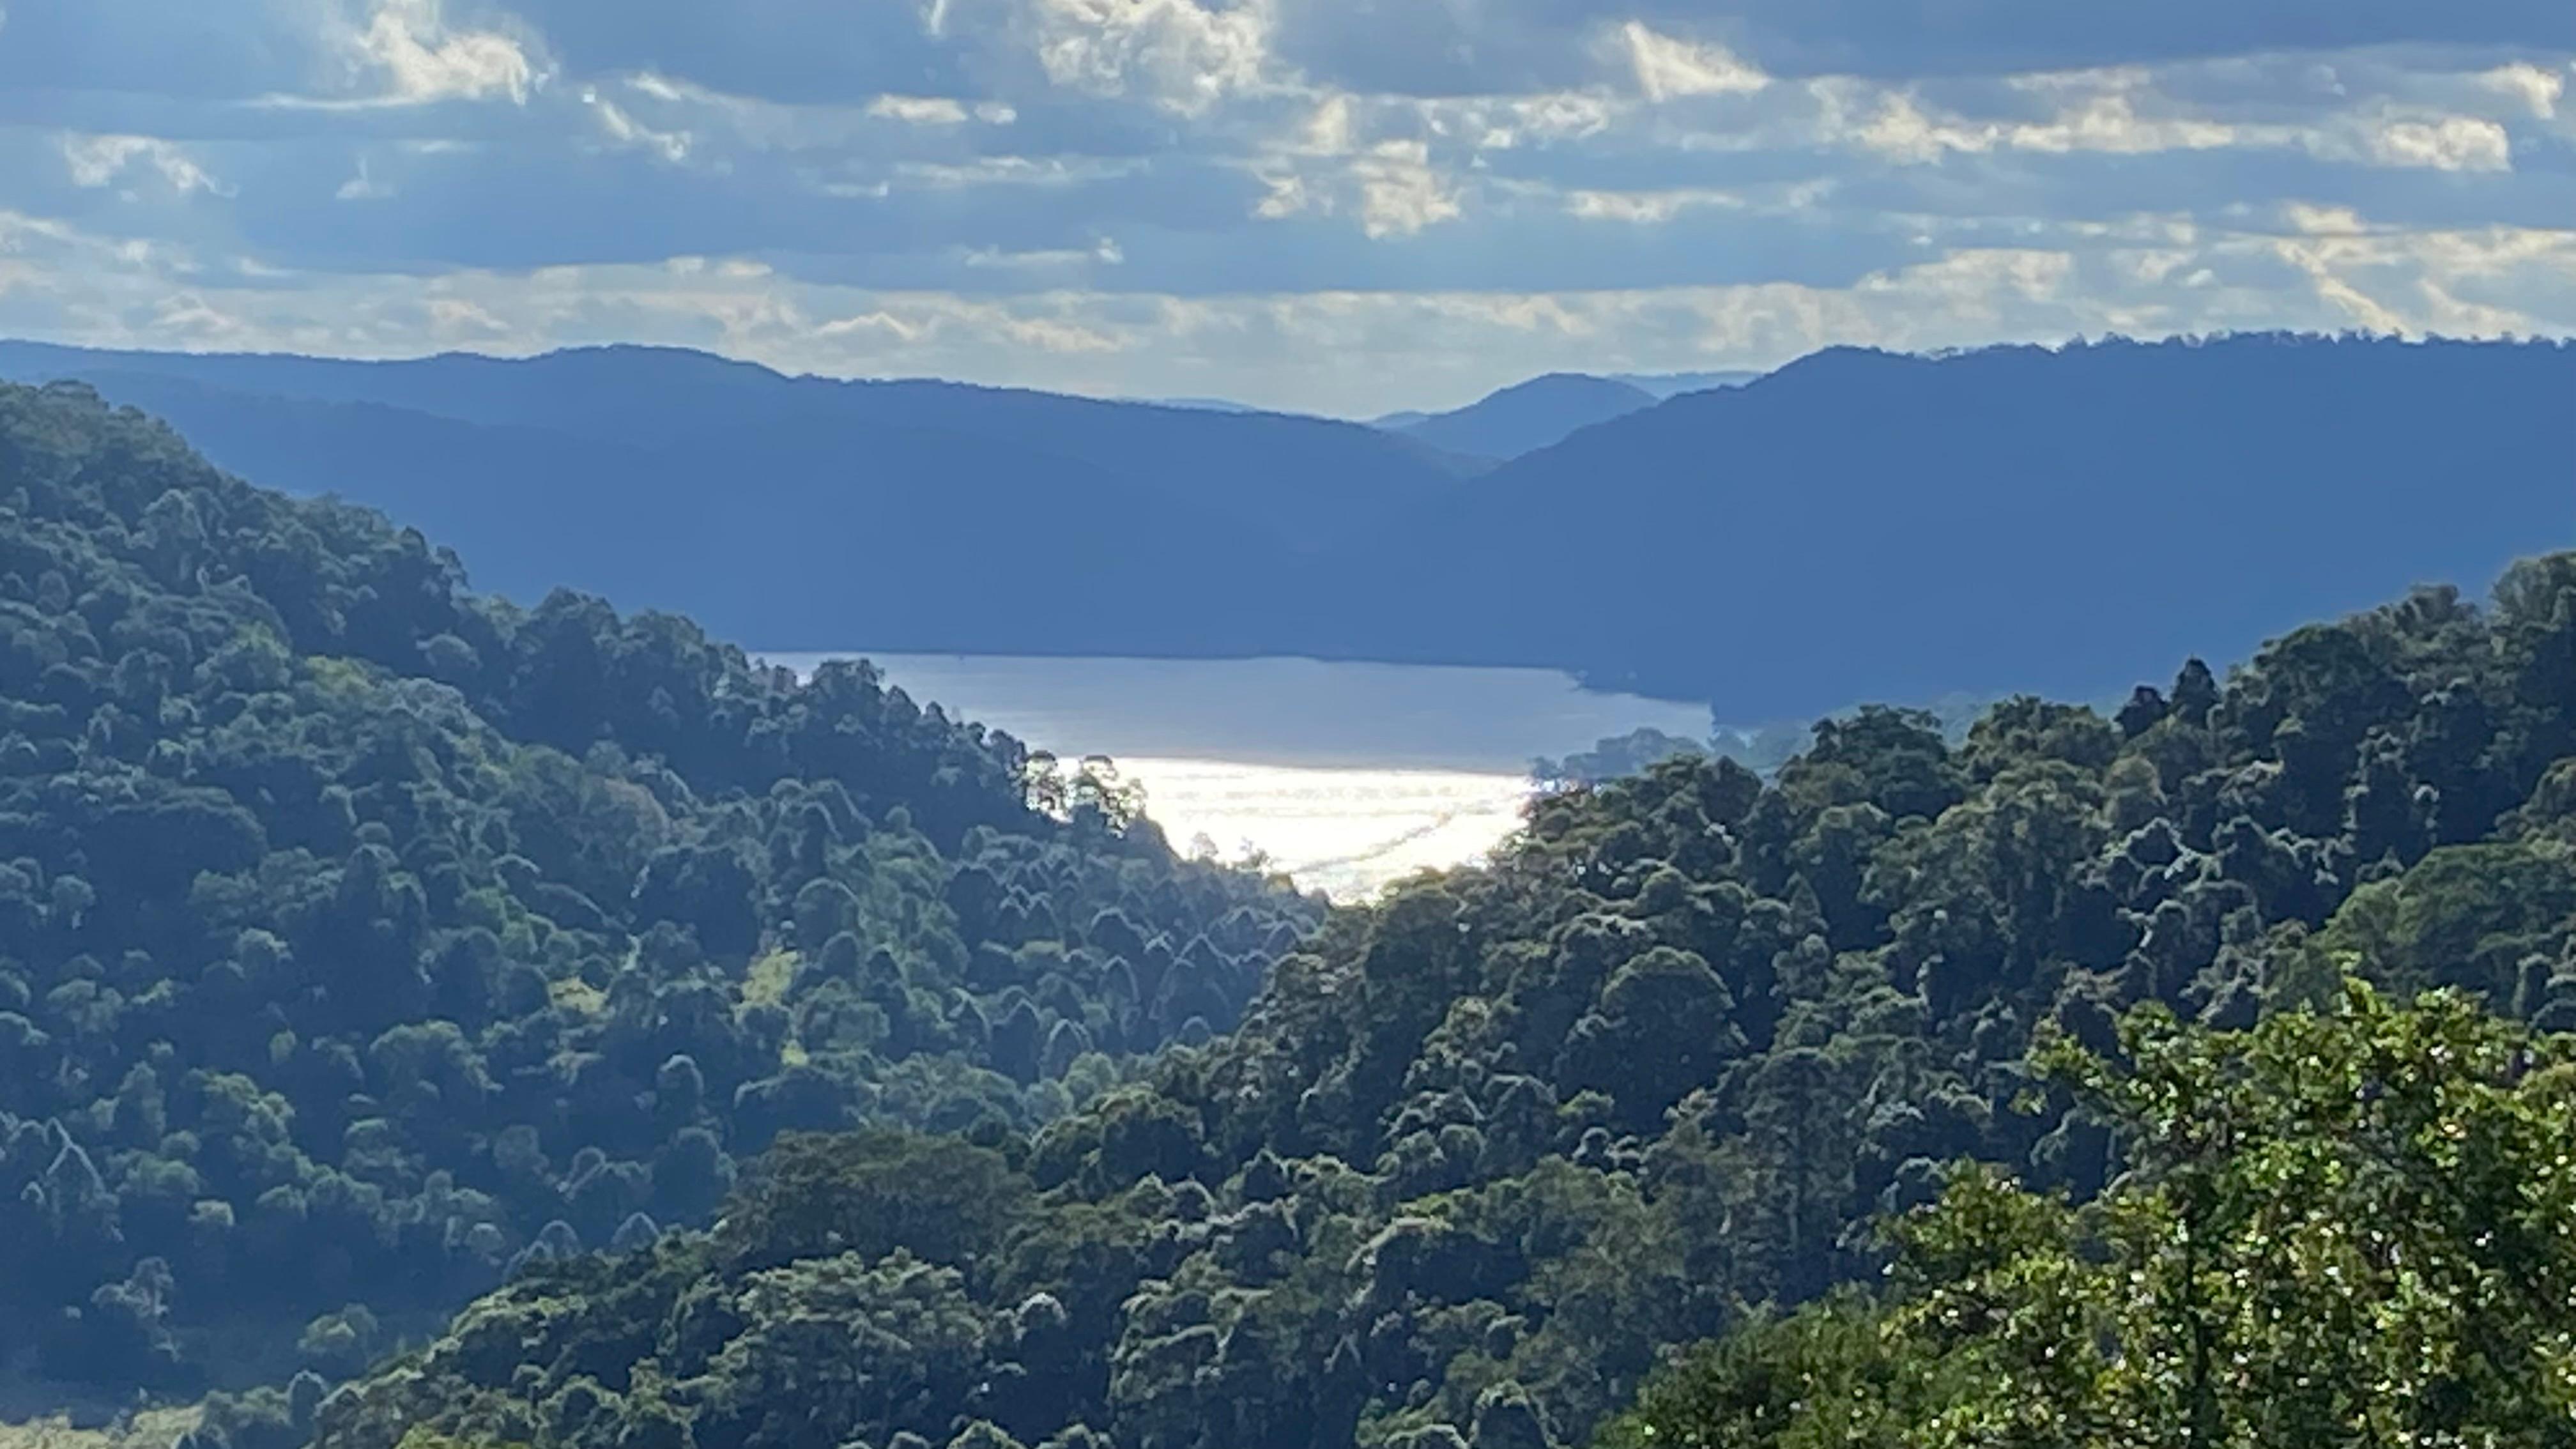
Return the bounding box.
[757,653,1713,900]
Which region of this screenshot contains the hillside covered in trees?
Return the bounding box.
[5,334,2566,723]
[283,542,2576,1449]
[1606,984,2576,1447]
[0,381,1322,1398]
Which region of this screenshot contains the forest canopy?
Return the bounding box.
[4,376,2572,1449]
[0,379,1320,1396]
[1604,985,2576,1447]
[301,535,2575,1449]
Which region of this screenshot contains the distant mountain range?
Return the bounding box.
[0,340,1468,654]
[1370,369,1762,458]
[3,334,2564,721]
[1153,369,1766,457]
[1613,370,1767,398]
[1378,374,1660,460]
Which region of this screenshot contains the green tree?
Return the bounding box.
[1606,985,2576,1448]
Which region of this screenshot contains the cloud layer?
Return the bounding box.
[1,0,2570,412]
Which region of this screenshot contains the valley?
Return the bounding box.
[7,335,2566,721]
[10,0,2573,1441]
[768,653,1714,900]
[1,346,2570,1449]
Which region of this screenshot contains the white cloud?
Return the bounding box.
[584,88,692,162]
[894,155,1144,188]
[2365,114,2511,171]
[147,291,261,344]
[1823,66,2538,176]
[426,295,513,339]
[1838,72,2250,162]
[59,134,229,195]
[869,95,974,125]
[336,158,397,200]
[1300,94,1356,155]
[1002,314,1122,351]
[1252,169,1310,218]
[344,0,543,105]
[8,3,2571,416]
[1565,188,1742,224]
[4,209,2572,415]
[960,237,1126,267]
[1353,141,1463,238]
[2274,238,2409,333]
[2008,93,2236,154]
[1460,93,1616,149]
[1623,22,1769,101]
[627,71,693,104]
[1847,91,2001,161]
[2285,203,2370,237]
[1025,0,1275,114]
[2477,61,2564,119]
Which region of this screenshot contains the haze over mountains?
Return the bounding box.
[14,369,2575,1449]
[1368,371,1761,458]
[1379,374,1662,461]
[1163,367,1759,453]
[3,334,2565,723]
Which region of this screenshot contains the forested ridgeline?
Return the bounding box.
[12,335,2570,723]
[296,550,2576,1449]
[1604,986,2576,1447]
[0,380,1322,1395]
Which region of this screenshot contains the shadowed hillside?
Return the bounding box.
[4,334,2566,722]
[0,380,1321,1401]
[301,548,2576,1449]
[1361,334,2575,716]
[1389,374,1659,460]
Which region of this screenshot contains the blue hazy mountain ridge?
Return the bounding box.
[1148,396,1280,415]
[1366,371,1764,452]
[1,334,2566,722]
[7,368,1324,657]
[1354,334,2576,716]
[1390,372,1662,459]
[0,341,1481,555]
[1614,369,1766,398]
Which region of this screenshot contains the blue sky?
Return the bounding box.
[1,0,2571,414]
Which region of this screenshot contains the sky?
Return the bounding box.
[1,1,2572,416]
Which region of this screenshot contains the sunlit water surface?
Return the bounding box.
[757,653,1711,901]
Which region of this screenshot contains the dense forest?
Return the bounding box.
[6,335,2568,721]
[0,380,1321,1396]
[6,376,2571,1449]
[1606,984,2576,1446]
[273,545,2570,1449]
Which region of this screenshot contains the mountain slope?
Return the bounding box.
[0,380,1320,1399]
[1364,334,2575,716]
[304,553,2576,1449]
[3,335,2565,724]
[1608,369,1763,399]
[0,342,1476,556]
[1390,373,1660,459]
[12,373,1298,655]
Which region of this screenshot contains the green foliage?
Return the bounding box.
[18,380,2576,1449]
[1532,730,1707,788]
[0,381,1320,1396]
[312,552,2576,1449]
[718,1130,1030,1271]
[1606,986,2576,1446]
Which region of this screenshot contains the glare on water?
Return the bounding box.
[1109,756,1537,901]
[759,651,1710,901]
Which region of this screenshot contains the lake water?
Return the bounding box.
[757,653,1712,901]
